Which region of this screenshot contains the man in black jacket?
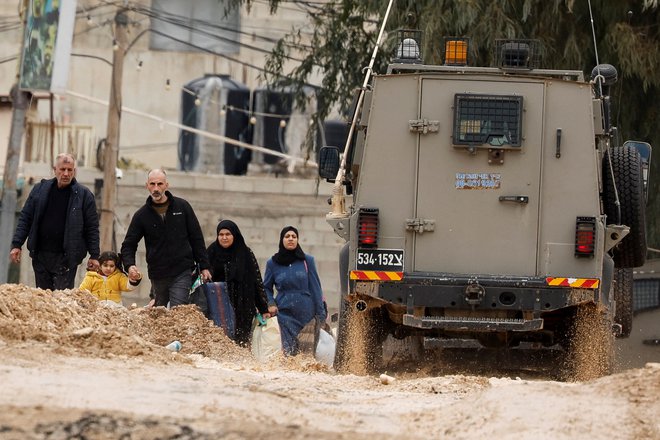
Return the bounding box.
[10,153,100,289]
[120,169,211,307]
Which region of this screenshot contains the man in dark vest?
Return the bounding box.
[10,153,100,289]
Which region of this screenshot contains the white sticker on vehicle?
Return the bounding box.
[455,172,501,189]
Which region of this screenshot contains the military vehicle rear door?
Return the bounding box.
[413,78,544,276]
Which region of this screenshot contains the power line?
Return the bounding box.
[1,0,318,57]
[127,2,314,52]
[134,7,305,60]
[0,55,18,64]
[65,88,319,167]
[71,1,315,61]
[1,34,319,89]
[1,1,324,87]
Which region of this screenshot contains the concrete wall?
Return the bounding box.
[14,163,347,312]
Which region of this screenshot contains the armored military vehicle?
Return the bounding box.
[319,33,652,379]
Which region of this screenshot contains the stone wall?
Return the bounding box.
[16,164,347,312]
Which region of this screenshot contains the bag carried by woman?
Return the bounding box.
[203,281,236,339]
[251,315,282,362]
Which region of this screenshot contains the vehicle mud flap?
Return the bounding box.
[600,253,615,307]
[612,267,633,338]
[603,146,647,267]
[339,243,349,296]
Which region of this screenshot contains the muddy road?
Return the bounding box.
[0,284,658,439]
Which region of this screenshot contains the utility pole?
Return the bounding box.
[100,10,128,251]
[0,0,30,283]
[0,86,31,283]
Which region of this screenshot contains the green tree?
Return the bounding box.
[233,0,660,250]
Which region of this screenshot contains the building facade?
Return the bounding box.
[0,0,322,171]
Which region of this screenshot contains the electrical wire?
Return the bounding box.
[97,0,315,50]
[65,88,318,167]
[1,0,318,58]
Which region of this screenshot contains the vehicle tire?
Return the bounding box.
[612,267,634,338]
[602,146,647,268]
[560,303,614,381]
[333,300,384,375]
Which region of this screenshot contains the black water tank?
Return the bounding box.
[252,88,293,165]
[179,74,252,175]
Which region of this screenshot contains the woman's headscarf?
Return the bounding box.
[272,225,306,266]
[209,219,249,281]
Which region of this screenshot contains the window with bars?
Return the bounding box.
[452,94,523,148]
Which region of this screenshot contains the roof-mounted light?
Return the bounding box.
[444,37,469,66]
[393,29,422,64]
[495,39,542,70]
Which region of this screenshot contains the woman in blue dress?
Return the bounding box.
[264,226,327,355]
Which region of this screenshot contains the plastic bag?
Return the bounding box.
[315,328,336,367]
[188,285,208,317]
[251,315,282,362]
[187,266,208,316]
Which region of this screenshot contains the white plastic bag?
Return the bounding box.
[251,316,282,362]
[315,328,336,367]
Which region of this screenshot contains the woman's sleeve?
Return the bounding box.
[249,250,269,314]
[263,259,276,305]
[306,256,327,320]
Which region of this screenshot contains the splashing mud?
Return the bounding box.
[563,303,615,381]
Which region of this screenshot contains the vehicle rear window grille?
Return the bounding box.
[453,94,523,148]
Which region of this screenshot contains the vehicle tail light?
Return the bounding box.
[575,217,596,258]
[358,208,379,247]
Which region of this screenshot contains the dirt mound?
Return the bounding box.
[0,283,325,372]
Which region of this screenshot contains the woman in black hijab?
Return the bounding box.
[207,219,269,346]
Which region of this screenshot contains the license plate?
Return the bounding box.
[356,249,404,272]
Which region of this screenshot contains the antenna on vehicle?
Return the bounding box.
[588,0,622,225]
[588,0,603,97]
[328,0,396,219]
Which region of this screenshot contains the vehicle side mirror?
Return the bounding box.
[623,140,652,203]
[318,146,341,181]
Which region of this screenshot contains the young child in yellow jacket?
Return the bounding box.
[79,251,142,305]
